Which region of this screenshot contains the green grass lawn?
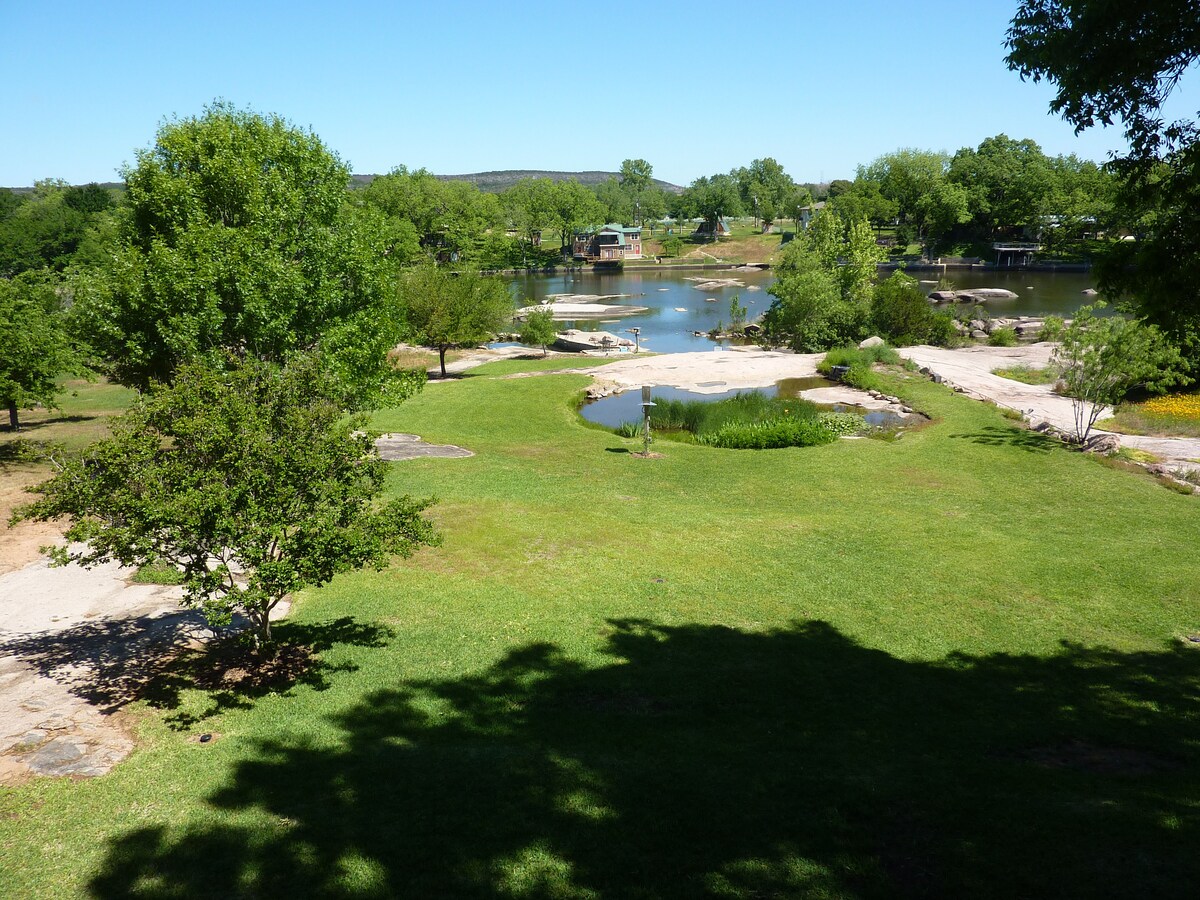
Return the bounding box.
[1,378,136,457]
[2,362,1199,898]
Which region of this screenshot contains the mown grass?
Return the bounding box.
[2,360,1199,898]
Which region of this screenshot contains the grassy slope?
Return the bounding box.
[2,362,1198,898]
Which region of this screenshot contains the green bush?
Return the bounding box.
[762,269,868,352]
[1037,315,1065,341]
[661,236,683,257]
[988,327,1019,347]
[696,418,838,449]
[615,391,864,449]
[870,272,955,346]
[817,344,900,390]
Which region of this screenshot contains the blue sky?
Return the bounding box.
[2,1,1193,187]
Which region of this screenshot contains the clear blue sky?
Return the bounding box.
[2,0,1192,187]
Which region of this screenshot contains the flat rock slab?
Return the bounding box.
[582,348,826,394]
[375,433,474,461]
[0,551,289,783]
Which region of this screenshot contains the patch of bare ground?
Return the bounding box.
[0,465,64,575]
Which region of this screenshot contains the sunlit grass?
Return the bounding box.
[2,359,1198,897]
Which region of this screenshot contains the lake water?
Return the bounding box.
[506,267,1099,355]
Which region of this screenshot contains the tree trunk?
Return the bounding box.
[439,346,448,378]
[7,401,18,431]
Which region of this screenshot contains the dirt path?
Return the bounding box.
[0,465,68,575]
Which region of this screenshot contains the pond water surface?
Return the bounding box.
[579,380,910,430]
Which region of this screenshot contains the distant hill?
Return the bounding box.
[349,170,684,194]
[7,173,687,196]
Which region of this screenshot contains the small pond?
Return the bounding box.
[579,378,913,430]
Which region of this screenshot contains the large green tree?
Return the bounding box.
[1006,0,1200,370]
[593,177,633,225]
[763,210,883,351]
[733,158,796,229]
[0,272,83,429]
[678,174,742,237]
[72,102,405,401]
[547,180,605,254]
[858,149,969,254]
[948,134,1056,234]
[619,158,654,224]
[0,180,109,276]
[17,354,438,646]
[401,266,515,376]
[502,178,556,263]
[359,167,498,262]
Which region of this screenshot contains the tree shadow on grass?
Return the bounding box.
[0,616,393,729]
[89,619,1200,898]
[948,424,1058,452]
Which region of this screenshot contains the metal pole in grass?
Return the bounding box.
[641,385,656,455]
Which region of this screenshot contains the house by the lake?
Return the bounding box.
[573,224,643,261]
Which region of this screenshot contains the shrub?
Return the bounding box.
[696,418,838,449]
[1038,315,1065,342]
[988,327,1019,347]
[870,272,955,346]
[661,237,683,257]
[818,344,900,390]
[616,391,864,449]
[762,269,868,352]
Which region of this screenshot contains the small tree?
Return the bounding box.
[1054,303,1184,442]
[519,309,557,356]
[728,294,748,329]
[16,354,438,646]
[401,266,515,376]
[0,273,83,430]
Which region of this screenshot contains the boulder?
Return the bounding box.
[968,320,986,332]
[968,288,1019,300]
[970,330,988,340]
[928,290,958,303]
[1083,433,1121,454]
[859,336,885,349]
[1082,288,1099,296]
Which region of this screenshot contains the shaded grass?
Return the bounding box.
[2,360,1199,898]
